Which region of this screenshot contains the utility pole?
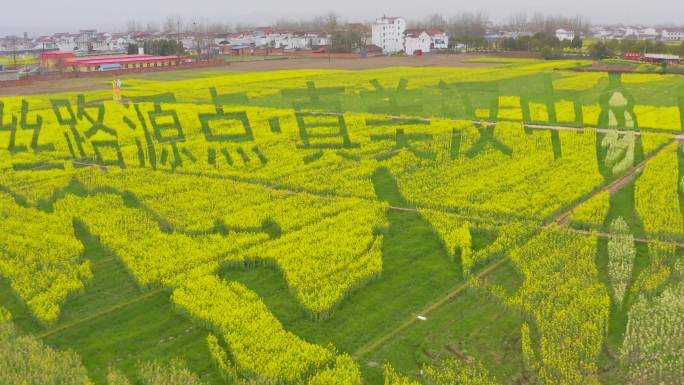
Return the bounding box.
[10,36,18,70]
[177,19,181,65]
[193,22,200,62]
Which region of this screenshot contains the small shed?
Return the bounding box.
[644,53,681,65]
[362,45,384,57]
[228,45,253,56]
[40,51,76,71]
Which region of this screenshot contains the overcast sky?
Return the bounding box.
[2,0,683,35]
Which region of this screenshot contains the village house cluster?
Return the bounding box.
[589,26,684,41]
[0,18,454,59]
[371,16,449,54]
[0,16,682,79]
[1,19,683,58]
[0,27,362,57]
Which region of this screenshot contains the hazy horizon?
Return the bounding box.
[2,0,683,36]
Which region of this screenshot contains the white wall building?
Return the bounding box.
[306,32,330,47]
[555,29,575,41]
[181,37,196,50]
[622,28,639,39]
[108,37,129,52]
[427,28,449,49]
[253,35,273,47]
[273,32,293,48]
[661,28,684,41]
[53,34,76,51]
[372,16,406,53]
[404,29,431,55]
[280,34,309,50]
[227,32,254,47]
[639,28,659,40]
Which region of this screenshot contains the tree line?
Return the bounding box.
[589,39,684,59]
[122,12,684,59]
[128,39,185,56]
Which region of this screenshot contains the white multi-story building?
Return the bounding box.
[372,16,406,53]
[74,29,97,51]
[661,28,684,41]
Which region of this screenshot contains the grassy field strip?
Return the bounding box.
[36,288,166,339]
[88,256,118,270]
[352,256,510,359]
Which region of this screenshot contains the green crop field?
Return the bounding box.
[1,58,684,385]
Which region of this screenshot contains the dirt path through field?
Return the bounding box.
[567,228,684,247]
[551,139,674,227]
[351,257,510,360]
[353,137,675,361]
[0,81,111,97]
[36,288,166,339]
[226,54,494,71]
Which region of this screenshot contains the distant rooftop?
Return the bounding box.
[65,54,178,66]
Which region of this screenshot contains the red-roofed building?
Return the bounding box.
[404,29,431,55]
[426,28,449,49]
[362,44,384,57]
[60,54,179,72]
[255,27,275,35]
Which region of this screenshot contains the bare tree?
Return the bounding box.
[508,13,528,31]
[126,20,141,33]
[530,13,546,32]
[186,17,214,60]
[206,22,231,34]
[234,22,257,32]
[274,18,298,31]
[163,15,184,34]
[426,13,447,29]
[447,12,490,39]
[6,36,19,69]
[145,22,159,33]
[324,12,339,34]
[272,14,339,32]
[527,13,591,35]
